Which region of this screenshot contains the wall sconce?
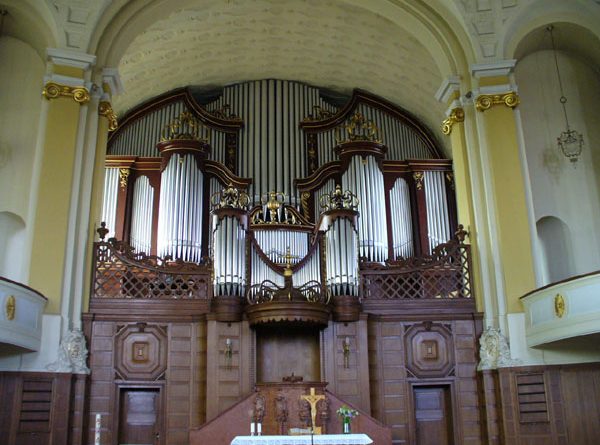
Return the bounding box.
[343,337,350,368]
[225,338,233,369]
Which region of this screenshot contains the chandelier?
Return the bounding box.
[547,25,584,163]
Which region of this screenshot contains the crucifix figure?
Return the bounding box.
[300,387,325,434]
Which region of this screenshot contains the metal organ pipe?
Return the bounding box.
[342,156,388,262]
[424,170,451,252]
[130,176,154,253]
[324,217,358,296]
[101,168,120,238]
[212,215,246,296]
[389,178,413,259]
[157,154,204,262]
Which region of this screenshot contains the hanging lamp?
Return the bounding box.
[547,25,584,163]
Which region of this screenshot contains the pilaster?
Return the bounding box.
[469,60,537,335]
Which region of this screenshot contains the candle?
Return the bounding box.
[94,414,101,445]
[257,422,262,435]
[251,422,255,436]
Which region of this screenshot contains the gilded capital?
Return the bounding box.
[42,82,90,104]
[475,92,519,112]
[99,101,118,131]
[441,107,465,135]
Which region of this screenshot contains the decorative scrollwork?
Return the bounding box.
[210,183,250,210]
[42,82,90,104]
[302,105,335,122]
[119,168,130,189]
[413,172,424,190]
[335,112,381,144]
[319,185,359,212]
[441,107,464,135]
[99,101,119,131]
[246,279,330,305]
[475,92,519,112]
[160,111,209,142]
[209,104,242,121]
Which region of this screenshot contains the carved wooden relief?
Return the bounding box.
[404,322,454,378]
[115,323,168,380]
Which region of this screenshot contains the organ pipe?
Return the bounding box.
[212,215,247,296]
[424,170,451,252]
[342,156,388,262]
[101,168,120,239]
[389,177,413,259]
[157,154,204,262]
[130,176,154,253]
[323,216,359,296]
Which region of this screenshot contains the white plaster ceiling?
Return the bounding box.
[115,0,447,146]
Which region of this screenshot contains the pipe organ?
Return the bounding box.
[101,80,457,299]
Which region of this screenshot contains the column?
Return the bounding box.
[470,61,537,335]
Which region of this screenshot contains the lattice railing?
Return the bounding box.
[92,239,212,300]
[360,236,472,300]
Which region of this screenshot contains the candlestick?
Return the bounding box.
[251,422,255,436]
[94,413,101,445]
[257,422,262,435]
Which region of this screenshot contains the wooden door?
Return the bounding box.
[118,388,161,445]
[414,386,453,445]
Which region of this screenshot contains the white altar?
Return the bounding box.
[230,434,373,445]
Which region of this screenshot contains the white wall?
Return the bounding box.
[0,36,45,281]
[516,49,600,283]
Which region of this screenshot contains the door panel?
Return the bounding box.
[119,388,160,445]
[414,386,453,445]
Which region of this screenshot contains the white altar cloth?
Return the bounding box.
[230,434,373,445]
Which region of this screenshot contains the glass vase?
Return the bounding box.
[343,418,351,434]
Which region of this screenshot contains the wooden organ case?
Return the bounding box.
[85,81,482,445]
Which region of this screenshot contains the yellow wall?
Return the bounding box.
[28,98,81,313]
[483,105,536,312]
[83,114,109,312]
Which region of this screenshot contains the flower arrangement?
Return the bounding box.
[336,405,359,420]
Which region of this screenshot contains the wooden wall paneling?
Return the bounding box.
[366,318,410,445]
[478,369,503,445]
[205,318,254,421]
[87,321,116,445]
[321,318,371,413]
[452,319,483,444]
[192,321,207,427]
[69,373,87,445]
[560,365,600,444]
[367,319,384,423]
[166,322,193,445]
[497,366,568,445]
[0,372,74,445]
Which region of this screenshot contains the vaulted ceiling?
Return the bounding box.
[113,0,448,145]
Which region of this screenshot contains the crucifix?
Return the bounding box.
[300,387,325,435]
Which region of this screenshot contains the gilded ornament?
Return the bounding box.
[119,168,130,190]
[210,183,250,210]
[301,192,311,219]
[335,112,381,144]
[445,172,455,190]
[5,295,15,321]
[42,82,90,104]
[98,101,118,131]
[161,111,208,142]
[475,92,519,112]
[413,172,424,191]
[441,107,464,135]
[554,293,566,318]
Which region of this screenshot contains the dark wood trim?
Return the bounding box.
[299,89,443,159]
[520,269,600,299]
[108,88,243,145]
[0,277,48,301]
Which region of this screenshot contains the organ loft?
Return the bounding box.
[90,81,473,444]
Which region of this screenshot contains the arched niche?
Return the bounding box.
[0,211,26,281]
[514,22,600,279]
[536,216,573,284]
